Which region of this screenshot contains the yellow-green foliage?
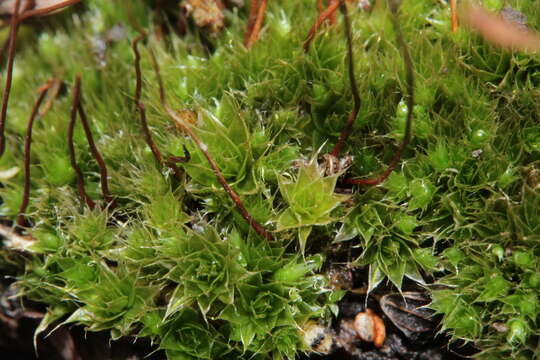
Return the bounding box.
[0,0,539,359]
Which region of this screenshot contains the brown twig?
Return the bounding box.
[450,0,458,33]
[16,80,53,228]
[67,77,95,209]
[244,0,260,45]
[0,0,21,158]
[245,0,267,49]
[75,75,115,206]
[148,49,274,241]
[304,0,340,51]
[344,0,414,186]
[330,0,361,158]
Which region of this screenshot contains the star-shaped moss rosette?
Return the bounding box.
[218,255,330,357]
[276,160,350,251]
[164,227,248,318]
[160,308,234,360]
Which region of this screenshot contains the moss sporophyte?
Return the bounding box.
[0,1,539,359]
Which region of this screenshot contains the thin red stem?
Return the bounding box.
[17,81,52,227]
[328,0,339,25]
[133,34,183,178]
[75,75,114,206]
[0,0,21,158]
[132,33,163,165]
[304,0,340,51]
[317,0,325,14]
[245,0,267,49]
[450,0,458,33]
[68,77,95,209]
[330,0,361,158]
[244,0,260,46]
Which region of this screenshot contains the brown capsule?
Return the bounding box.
[354,308,386,348]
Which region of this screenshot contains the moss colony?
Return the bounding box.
[0,0,539,359]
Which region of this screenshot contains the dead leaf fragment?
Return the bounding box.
[182,0,225,36]
[379,292,437,341]
[0,224,36,252]
[461,4,540,53]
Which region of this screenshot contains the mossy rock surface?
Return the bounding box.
[0,1,539,359]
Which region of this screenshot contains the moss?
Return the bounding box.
[0,0,539,359]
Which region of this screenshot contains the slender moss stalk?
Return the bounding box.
[67,77,96,209]
[0,0,22,158]
[133,33,163,166]
[330,0,361,158]
[16,81,52,227]
[245,0,267,49]
[132,33,185,178]
[244,0,260,45]
[303,0,340,51]
[75,75,115,206]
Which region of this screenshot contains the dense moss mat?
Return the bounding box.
[0,0,539,359]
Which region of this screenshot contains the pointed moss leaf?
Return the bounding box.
[355,206,383,244]
[68,210,116,250]
[34,304,72,350]
[165,285,189,320]
[386,258,407,289]
[395,213,419,234]
[334,221,359,243]
[145,192,190,230]
[165,228,244,316]
[385,172,409,199]
[412,248,439,271]
[41,154,75,186]
[404,262,425,284]
[503,292,538,319]
[273,257,319,283]
[31,231,63,253]
[408,178,436,211]
[276,161,349,231]
[367,265,385,294]
[476,273,510,302]
[443,247,465,270]
[428,142,452,171]
[445,302,482,340]
[61,307,93,327]
[161,309,230,360]
[255,145,299,183]
[59,260,97,286]
[298,226,312,254]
